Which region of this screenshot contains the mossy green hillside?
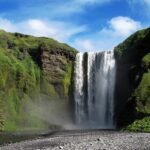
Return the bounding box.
[115,28,150,59]
[0,30,77,131]
[135,71,150,114]
[115,27,150,131]
[0,48,41,131]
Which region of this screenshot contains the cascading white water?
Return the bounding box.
[74,53,86,124]
[74,51,116,129]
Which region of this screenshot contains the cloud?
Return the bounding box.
[66,0,115,14]
[72,37,119,51]
[73,39,95,51]
[127,0,150,5]
[0,18,86,42]
[75,0,112,5]
[21,0,117,17]
[65,0,116,13]
[72,16,143,51]
[143,0,150,4]
[0,16,144,52]
[100,16,142,37]
[0,18,17,32]
[127,0,150,14]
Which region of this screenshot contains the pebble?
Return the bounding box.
[59,146,63,149]
[1,131,150,150]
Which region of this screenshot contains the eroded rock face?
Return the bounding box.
[40,47,76,98]
[41,49,74,81]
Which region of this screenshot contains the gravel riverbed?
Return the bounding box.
[1,131,150,150]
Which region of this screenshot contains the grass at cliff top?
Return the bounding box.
[0,29,76,53]
[114,28,150,58]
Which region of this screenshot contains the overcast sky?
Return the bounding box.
[0,0,149,51]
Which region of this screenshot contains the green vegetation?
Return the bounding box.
[115,27,150,131]
[115,28,150,58]
[0,47,41,131]
[142,53,150,68]
[135,71,150,114]
[63,63,74,97]
[0,30,76,131]
[0,98,4,131]
[126,117,150,132]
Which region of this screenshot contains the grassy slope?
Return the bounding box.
[115,27,150,131]
[0,30,76,131]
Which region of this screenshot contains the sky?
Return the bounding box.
[0,0,149,51]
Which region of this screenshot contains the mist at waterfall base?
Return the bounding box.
[74,51,116,129]
[26,99,77,130]
[26,51,116,131]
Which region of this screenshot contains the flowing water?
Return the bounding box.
[74,51,116,129]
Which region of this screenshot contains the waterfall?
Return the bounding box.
[74,51,116,129]
[74,53,85,124]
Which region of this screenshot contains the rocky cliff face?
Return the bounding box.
[1,27,150,132]
[114,27,150,131]
[41,46,75,98]
[0,30,77,131]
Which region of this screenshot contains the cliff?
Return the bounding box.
[1,27,150,132]
[115,27,150,131]
[0,30,77,131]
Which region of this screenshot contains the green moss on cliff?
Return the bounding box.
[115,28,150,58]
[0,30,77,131]
[0,47,41,131]
[115,27,150,131]
[135,71,150,114]
[63,63,74,97]
[142,53,150,69]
